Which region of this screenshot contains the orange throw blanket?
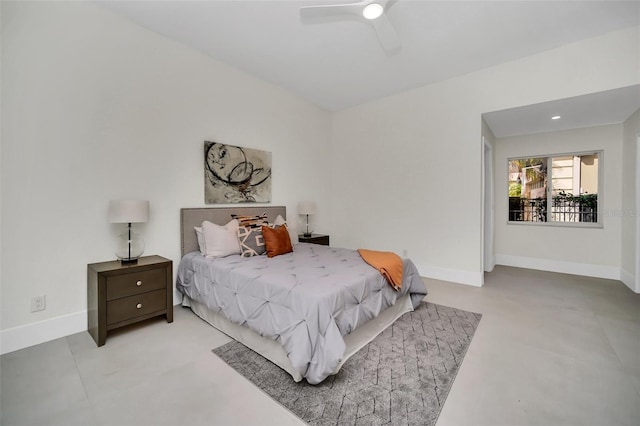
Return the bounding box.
[358,249,403,291]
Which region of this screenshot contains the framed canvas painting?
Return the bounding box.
[204,141,272,204]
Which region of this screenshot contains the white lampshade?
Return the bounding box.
[297,201,317,215]
[298,201,317,237]
[108,200,149,224]
[108,200,149,263]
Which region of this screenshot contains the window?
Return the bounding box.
[508,151,602,225]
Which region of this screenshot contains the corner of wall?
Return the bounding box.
[495,254,621,281]
[414,263,484,287]
[620,268,639,293]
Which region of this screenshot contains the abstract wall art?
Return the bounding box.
[204,141,272,204]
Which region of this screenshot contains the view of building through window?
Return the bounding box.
[508,152,600,224]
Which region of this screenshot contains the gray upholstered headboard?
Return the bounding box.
[180,206,286,257]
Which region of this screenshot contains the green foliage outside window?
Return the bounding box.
[509,182,522,197]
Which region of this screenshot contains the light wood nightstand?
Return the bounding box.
[87,255,173,346]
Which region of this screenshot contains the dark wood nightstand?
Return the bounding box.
[298,234,330,246]
[87,255,173,346]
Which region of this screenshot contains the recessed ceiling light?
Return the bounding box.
[363,3,384,20]
[551,115,561,120]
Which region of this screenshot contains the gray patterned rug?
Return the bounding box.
[213,302,481,426]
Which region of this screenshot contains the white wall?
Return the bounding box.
[0,1,4,339]
[494,125,623,279]
[0,1,331,349]
[2,2,639,353]
[330,26,639,286]
[481,119,496,274]
[621,108,640,291]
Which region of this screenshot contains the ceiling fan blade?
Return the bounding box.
[370,13,401,52]
[300,0,401,52]
[377,0,395,10]
[300,3,363,20]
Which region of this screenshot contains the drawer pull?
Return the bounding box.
[136,303,142,309]
[136,280,143,286]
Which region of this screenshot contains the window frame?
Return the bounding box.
[507,150,604,228]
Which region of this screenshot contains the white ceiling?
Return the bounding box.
[98,0,639,113]
[483,84,640,138]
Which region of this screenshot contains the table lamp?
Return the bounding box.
[297,201,317,238]
[108,199,149,263]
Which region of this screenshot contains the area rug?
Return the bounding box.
[213,302,481,426]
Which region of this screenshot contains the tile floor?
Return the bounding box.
[1,266,639,425]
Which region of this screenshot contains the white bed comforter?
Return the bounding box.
[176,243,427,384]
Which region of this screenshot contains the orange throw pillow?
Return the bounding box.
[262,225,293,258]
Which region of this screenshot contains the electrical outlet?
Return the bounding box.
[31,295,46,312]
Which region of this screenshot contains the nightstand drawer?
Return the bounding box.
[106,289,167,325]
[106,268,166,300]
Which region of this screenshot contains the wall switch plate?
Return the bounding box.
[31,295,46,312]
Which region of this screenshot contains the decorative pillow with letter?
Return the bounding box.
[237,225,266,257]
[232,213,269,257]
[201,219,241,258]
[231,213,268,227]
[262,224,293,258]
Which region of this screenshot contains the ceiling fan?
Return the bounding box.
[300,0,401,53]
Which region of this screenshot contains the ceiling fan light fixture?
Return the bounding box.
[362,3,384,20]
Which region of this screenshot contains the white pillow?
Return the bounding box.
[274,214,299,245]
[194,226,206,255]
[201,219,241,258]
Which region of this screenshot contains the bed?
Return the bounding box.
[176,206,427,384]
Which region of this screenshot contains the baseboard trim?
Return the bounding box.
[620,268,639,293]
[0,310,87,355]
[484,255,496,273]
[495,254,621,281]
[415,263,484,287]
